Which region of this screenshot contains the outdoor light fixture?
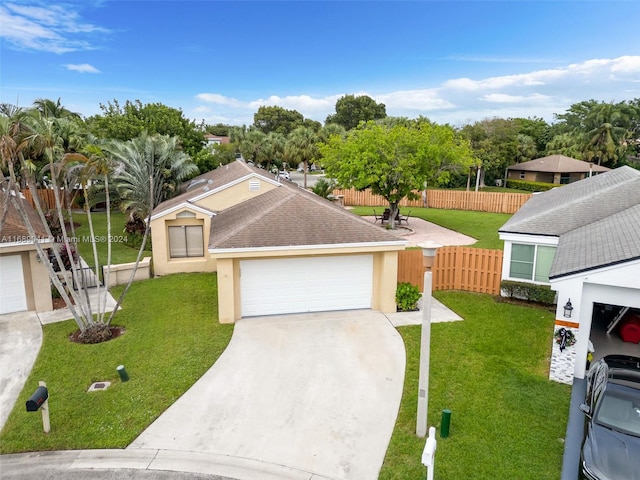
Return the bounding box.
[416,241,442,438]
[563,299,573,318]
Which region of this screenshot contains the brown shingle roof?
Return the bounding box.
[209,186,405,250]
[0,191,51,244]
[151,161,271,217]
[507,155,610,173]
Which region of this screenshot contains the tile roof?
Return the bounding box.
[0,190,51,244]
[498,166,640,278]
[507,155,610,173]
[209,183,405,250]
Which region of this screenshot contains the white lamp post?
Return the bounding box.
[416,241,441,437]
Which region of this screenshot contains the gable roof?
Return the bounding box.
[507,155,610,174]
[209,183,405,251]
[499,166,640,278]
[0,190,51,245]
[151,160,280,220]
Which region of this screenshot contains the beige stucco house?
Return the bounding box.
[0,192,54,314]
[507,155,610,185]
[150,160,407,323]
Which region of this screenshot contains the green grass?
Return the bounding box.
[379,291,571,480]
[69,211,149,266]
[0,273,233,453]
[351,206,510,249]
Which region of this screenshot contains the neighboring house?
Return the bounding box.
[0,192,53,314]
[150,160,407,323]
[204,134,230,146]
[507,155,610,185]
[499,166,640,384]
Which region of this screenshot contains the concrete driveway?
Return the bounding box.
[0,311,42,430]
[128,310,406,480]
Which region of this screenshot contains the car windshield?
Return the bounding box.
[595,388,640,437]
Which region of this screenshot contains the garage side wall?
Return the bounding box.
[372,251,399,313]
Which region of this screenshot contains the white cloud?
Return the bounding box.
[194,56,640,126]
[196,93,244,107]
[64,63,100,73]
[0,2,108,54]
[482,93,550,104]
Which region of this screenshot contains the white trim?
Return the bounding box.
[549,257,640,284]
[150,202,216,222]
[209,240,407,255]
[189,173,280,203]
[498,232,559,246]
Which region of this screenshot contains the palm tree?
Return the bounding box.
[106,132,197,323]
[64,142,115,324]
[264,131,286,171]
[33,97,81,120]
[583,102,628,166]
[238,129,267,166]
[285,126,318,188]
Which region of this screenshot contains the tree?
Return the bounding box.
[33,97,81,120]
[106,132,197,323]
[87,100,205,157]
[545,133,584,159]
[253,105,304,135]
[238,129,268,165]
[583,102,630,166]
[460,118,520,187]
[320,121,474,228]
[515,134,537,163]
[285,126,318,188]
[0,105,110,340]
[325,94,387,131]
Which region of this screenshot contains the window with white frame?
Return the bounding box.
[509,244,556,283]
[168,225,204,258]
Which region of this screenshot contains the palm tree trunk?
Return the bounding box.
[106,174,153,325]
[102,175,113,322]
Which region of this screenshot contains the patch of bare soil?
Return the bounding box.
[69,324,125,344]
[52,297,67,310]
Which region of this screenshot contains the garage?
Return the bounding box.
[240,255,374,316]
[0,255,28,314]
[589,303,640,363]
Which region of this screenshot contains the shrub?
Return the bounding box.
[500,280,556,305]
[311,178,336,199]
[505,179,557,193]
[396,282,421,312]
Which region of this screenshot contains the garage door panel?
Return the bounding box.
[0,255,28,314]
[240,255,373,317]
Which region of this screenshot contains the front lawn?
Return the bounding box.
[71,211,149,266]
[380,291,571,480]
[0,273,232,453]
[351,207,510,249]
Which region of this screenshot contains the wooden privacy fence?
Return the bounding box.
[398,247,504,295]
[21,189,79,210]
[333,188,531,214]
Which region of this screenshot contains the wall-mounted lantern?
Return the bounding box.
[563,299,574,318]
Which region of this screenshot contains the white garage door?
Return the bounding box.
[240,255,373,317]
[0,255,28,314]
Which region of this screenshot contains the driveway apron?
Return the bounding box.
[0,312,43,430]
[128,310,406,480]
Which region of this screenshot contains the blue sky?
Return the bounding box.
[2,0,639,127]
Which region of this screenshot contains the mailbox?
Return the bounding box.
[26,386,49,412]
